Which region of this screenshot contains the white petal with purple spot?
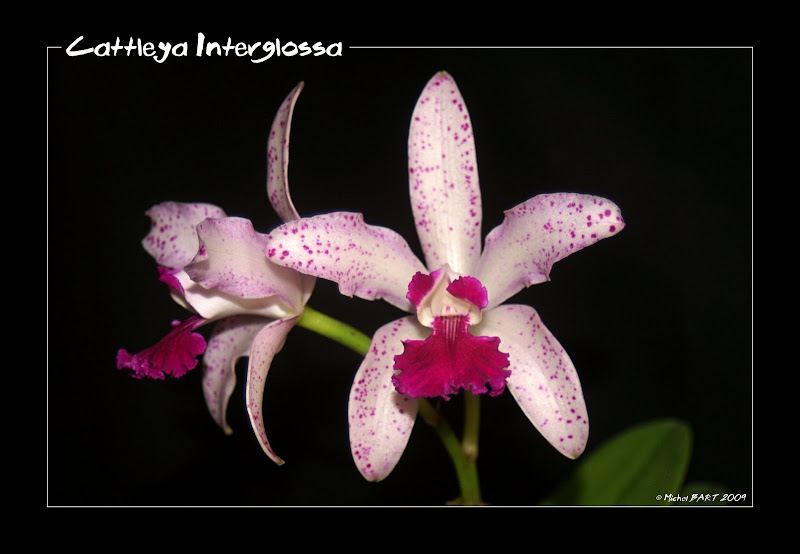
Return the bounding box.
[245,315,301,466]
[142,202,226,269]
[478,193,625,309]
[265,212,426,312]
[186,217,305,312]
[267,82,303,223]
[475,304,589,459]
[202,315,269,435]
[408,72,482,276]
[349,317,425,481]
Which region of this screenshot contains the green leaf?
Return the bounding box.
[541,418,692,506]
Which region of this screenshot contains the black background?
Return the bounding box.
[47,39,752,506]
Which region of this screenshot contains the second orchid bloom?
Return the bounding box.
[117,84,314,466]
[265,72,625,481]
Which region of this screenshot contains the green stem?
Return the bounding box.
[462,392,481,463]
[296,305,372,354]
[296,305,483,505]
[418,399,483,505]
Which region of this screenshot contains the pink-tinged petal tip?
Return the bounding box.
[158,266,185,296]
[393,315,510,400]
[117,316,207,380]
[406,271,436,308]
[446,275,488,310]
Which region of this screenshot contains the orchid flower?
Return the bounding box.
[117,83,314,465]
[264,72,625,480]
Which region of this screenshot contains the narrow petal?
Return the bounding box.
[264,82,317,307]
[265,213,426,312]
[349,317,424,481]
[185,217,304,313]
[408,71,482,276]
[475,304,589,459]
[170,269,297,321]
[267,82,304,223]
[245,315,300,465]
[117,316,207,380]
[202,315,269,435]
[142,202,226,269]
[477,194,625,309]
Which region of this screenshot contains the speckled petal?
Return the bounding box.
[349,317,425,481]
[202,315,269,435]
[265,213,426,312]
[265,82,317,307]
[475,304,589,459]
[408,71,482,276]
[185,217,304,313]
[170,269,297,321]
[267,82,303,223]
[477,194,625,310]
[245,315,300,465]
[141,202,226,269]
